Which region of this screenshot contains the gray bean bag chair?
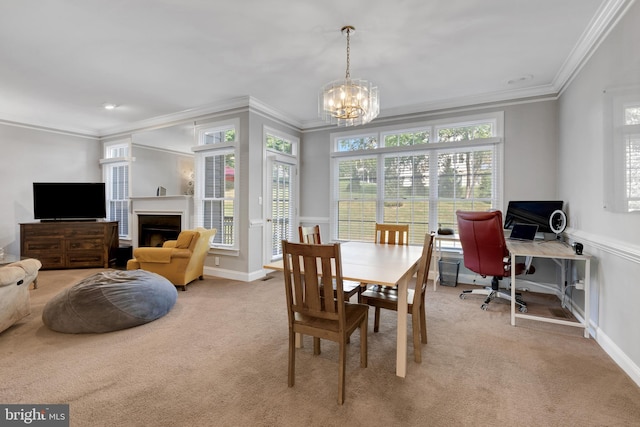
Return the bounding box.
[43,269,178,334]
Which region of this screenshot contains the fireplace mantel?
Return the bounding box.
[131,195,193,248]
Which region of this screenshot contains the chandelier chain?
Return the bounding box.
[319,24,379,126]
[345,27,351,80]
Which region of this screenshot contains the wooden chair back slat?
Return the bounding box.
[375,223,409,246]
[299,225,322,244]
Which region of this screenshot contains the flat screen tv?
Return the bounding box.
[33,182,106,221]
[503,200,563,233]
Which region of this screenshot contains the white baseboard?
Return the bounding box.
[596,326,640,388]
[203,266,266,282]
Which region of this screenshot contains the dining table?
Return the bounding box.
[263,240,424,378]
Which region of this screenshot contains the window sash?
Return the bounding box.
[104,162,129,239]
[195,148,236,248]
[331,114,503,244]
[102,141,131,239]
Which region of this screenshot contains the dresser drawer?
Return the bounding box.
[67,252,104,268]
[36,254,65,270]
[23,239,62,252]
[67,238,103,251]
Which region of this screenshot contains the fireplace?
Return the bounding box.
[130,196,193,249]
[138,214,181,247]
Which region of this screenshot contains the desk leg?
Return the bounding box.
[584,258,591,338]
[396,273,409,378]
[510,253,517,326]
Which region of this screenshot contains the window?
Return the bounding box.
[101,142,130,239]
[266,133,294,155]
[604,89,640,213]
[332,113,503,244]
[624,105,640,211]
[194,120,239,249]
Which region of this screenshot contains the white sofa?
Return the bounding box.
[0,258,41,333]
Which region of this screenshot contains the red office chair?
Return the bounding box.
[456,210,530,312]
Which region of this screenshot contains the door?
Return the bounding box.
[265,156,297,262]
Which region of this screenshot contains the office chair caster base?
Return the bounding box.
[481,303,489,310]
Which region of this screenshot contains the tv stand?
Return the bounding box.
[40,218,98,222]
[20,221,118,269]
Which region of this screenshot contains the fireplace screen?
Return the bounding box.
[138,214,181,247]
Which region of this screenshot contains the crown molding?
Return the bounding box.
[97,96,304,138]
[553,0,636,94]
[0,117,99,139]
[98,96,253,137]
[380,84,558,120]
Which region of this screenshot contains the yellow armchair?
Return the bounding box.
[127,228,217,291]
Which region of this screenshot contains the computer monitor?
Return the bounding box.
[503,200,564,233]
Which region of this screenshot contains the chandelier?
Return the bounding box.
[319,25,379,127]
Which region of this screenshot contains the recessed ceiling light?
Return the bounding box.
[102,103,118,110]
[507,74,534,85]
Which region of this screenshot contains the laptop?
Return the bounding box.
[509,223,538,241]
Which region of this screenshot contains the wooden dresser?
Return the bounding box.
[20,221,119,269]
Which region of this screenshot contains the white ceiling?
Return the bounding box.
[0,0,623,135]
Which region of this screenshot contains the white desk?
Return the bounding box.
[435,234,592,337]
[264,241,424,378]
[506,239,591,338]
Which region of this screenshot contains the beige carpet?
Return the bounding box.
[1,269,639,426]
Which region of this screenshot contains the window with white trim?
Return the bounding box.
[101,142,130,239]
[604,88,640,213]
[194,120,238,249]
[332,113,503,244]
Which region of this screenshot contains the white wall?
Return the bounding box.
[558,0,640,385]
[131,145,193,197]
[0,123,101,256]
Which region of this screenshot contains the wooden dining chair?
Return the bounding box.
[361,223,411,293]
[298,225,363,303]
[360,232,435,363]
[282,240,368,405]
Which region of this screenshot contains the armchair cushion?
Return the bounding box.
[133,247,174,263]
[175,231,197,249]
